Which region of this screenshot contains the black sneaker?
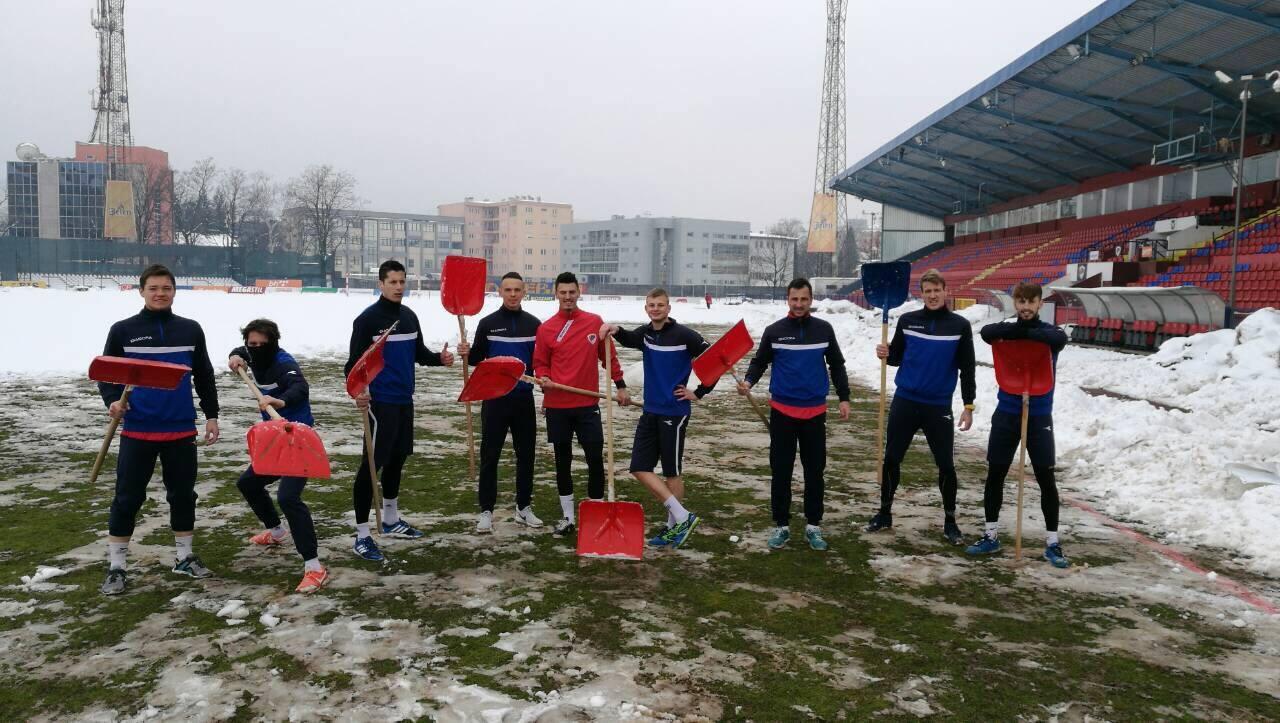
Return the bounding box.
[864,512,893,532]
[553,518,576,537]
[943,518,964,546]
[100,567,127,596]
[172,555,213,579]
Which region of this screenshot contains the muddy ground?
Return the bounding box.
[0,325,1277,721]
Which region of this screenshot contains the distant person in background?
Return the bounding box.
[705,292,713,309]
[739,277,850,552]
[966,281,1070,568]
[98,264,220,596]
[864,269,976,545]
[456,272,544,534]
[229,319,328,594]
[345,260,455,563]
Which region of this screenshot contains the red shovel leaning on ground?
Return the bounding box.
[691,319,767,429]
[234,366,331,479]
[87,356,191,485]
[577,337,645,560]
[991,339,1055,561]
[440,255,487,482]
[345,322,398,532]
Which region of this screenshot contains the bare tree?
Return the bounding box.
[766,218,805,284]
[218,167,249,249]
[130,163,173,244]
[285,165,358,286]
[0,189,12,236]
[239,172,279,252]
[173,157,219,244]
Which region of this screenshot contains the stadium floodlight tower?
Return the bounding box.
[810,0,848,277]
[89,0,133,181]
[1214,68,1280,328]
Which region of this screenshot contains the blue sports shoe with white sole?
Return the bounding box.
[1044,543,1070,568]
[353,536,384,562]
[381,520,425,538]
[965,535,1001,556]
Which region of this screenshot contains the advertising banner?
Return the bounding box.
[255,279,303,288]
[229,286,265,295]
[807,192,837,253]
[104,180,138,241]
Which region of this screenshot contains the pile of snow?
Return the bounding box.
[820,299,1280,575]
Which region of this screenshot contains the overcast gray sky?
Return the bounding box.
[1,1,1098,228]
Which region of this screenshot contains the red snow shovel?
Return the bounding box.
[441,255,487,482]
[577,338,645,560]
[345,322,398,532]
[691,319,767,429]
[862,261,912,504]
[991,339,1055,561]
[458,356,605,402]
[87,356,191,485]
[234,366,331,479]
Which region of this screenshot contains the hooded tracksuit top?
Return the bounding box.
[344,296,443,405]
[98,307,219,434]
[532,307,625,409]
[980,317,1068,416]
[745,314,851,409]
[612,318,714,417]
[229,345,315,426]
[466,306,541,398]
[885,307,977,407]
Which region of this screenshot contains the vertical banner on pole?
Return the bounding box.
[104,180,138,241]
[807,192,837,253]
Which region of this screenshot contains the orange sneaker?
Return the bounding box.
[295,567,329,594]
[250,529,287,546]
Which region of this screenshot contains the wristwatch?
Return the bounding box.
[963,404,975,411]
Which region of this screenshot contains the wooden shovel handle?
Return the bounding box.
[234,365,284,421]
[730,368,769,430]
[458,316,476,480]
[521,375,606,399]
[604,336,616,502]
[89,386,131,485]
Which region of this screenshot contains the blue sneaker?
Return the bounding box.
[767,526,790,549]
[1044,543,1071,568]
[648,526,672,548]
[381,520,425,539]
[804,527,829,551]
[663,514,700,548]
[965,535,1001,556]
[353,536,384,562]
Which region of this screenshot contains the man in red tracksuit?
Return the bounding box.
[533,271,630,536]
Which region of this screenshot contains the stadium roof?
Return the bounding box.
[830,0,1280,219]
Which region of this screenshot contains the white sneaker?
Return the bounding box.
[514,506,544,528]
[476,511,493,534]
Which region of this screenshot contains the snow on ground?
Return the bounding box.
[4,286,1279,577]
[811,298,1280,578]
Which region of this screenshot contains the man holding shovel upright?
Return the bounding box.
[229,319,328,594]
[532,271,629,537]
[864,269,976,545]
[601,288,714,549]
[345,260,454,562]
[739,278,850,552]
[456,271,544,534]
[966,282,1070,568]
[98,264,220,596]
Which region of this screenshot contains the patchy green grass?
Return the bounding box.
[0,342,1276,719]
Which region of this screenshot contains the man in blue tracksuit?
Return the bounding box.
[229,318,328,594]
[865,269,976,544]
[739,278,850,552]
[98,264,220,596]
[602,288,715,549]
[456,271,543,534]
[966,281,1071,568]
[345,260,455,562]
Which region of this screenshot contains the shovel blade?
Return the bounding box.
[576,500,646,560]
[992,339,1055,397]
[440,255,488,316]
[245,419,332,479]
[89,355,190,390]
[861,261,912,321]
[458,356,526,402]
[691,319,754,385]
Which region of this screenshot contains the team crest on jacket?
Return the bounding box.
[587,333,598,344]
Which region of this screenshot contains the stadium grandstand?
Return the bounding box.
[831,0,1280,348]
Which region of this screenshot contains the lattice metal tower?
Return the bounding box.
[812,0,848,276]
[89,0,133,177]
